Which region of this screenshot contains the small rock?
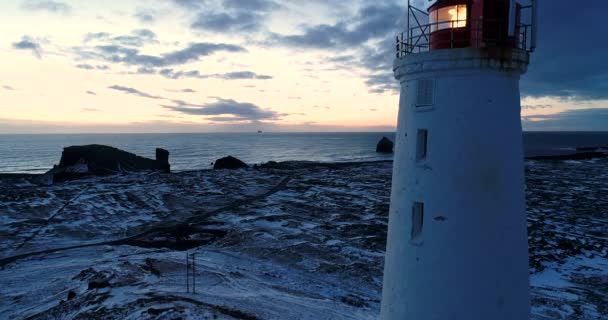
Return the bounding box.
[213,156,248,170]
[67,290,76,300]
[87,280,110,290]
[376,137,394,153]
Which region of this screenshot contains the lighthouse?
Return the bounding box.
[381,0,537,319]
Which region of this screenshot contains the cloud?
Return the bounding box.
[106,84,288,123]
[171,0,204,10]
[81,108,101,112]
[77,42,246,68]
[522,1,608,99]
[191,11,264,32]
[83,29,159,47]
[522,104,553,110]
[164,88,197,93]
[162,97,288,122]
[134,68,272,80]
[21,0,71,14]
[107,85,282,125]
[219,71,272,80]
[83,32,110,43]
[75,63,110,71]
[12,36,43,59]
[2,85,19,91]
[108,85,162,99]
[522,108,608,131]
[85,90,97,95]
[267,3,402,94]
[135,8,156,23]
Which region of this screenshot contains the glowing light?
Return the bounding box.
[430,5,467,31]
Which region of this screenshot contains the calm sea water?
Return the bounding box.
[0,132,607,174]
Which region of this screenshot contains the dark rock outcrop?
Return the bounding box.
[376,137,394,153]
[155,148,171,173]
[47,145,170,182]
[213,156,248,170]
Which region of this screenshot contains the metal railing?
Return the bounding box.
[396,18,534,58]
[396,0,538,58]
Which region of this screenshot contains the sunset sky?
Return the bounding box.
[0,0,606,133]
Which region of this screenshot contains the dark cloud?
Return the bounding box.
[522,1,608,99]
[523,108,608,131]
[21,0,71,14]
[108,85,162,99]
[12,36,43,59]
[188,0,280,33]
[191,11,264,32]
[81,108,101,112]
[222,0,280,12]
[164,88,197,93]
[85,91,97,96]
[162,97,287,122]
[270,3,401,49]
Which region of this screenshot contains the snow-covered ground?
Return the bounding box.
[0,159,606,319]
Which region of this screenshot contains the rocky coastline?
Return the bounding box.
[0,145,606,319]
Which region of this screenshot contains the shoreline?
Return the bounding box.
[2,149,607,178]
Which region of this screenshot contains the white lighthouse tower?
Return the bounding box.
[381,0,537,319]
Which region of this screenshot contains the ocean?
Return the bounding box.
[0,132,607,174]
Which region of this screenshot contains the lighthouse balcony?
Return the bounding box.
[396,0,537,58]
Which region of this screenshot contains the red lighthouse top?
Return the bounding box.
[428,0,518,50]
[397,0,537,56]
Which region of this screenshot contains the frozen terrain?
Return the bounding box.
[0,159,606,319]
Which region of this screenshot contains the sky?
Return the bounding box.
[0,0,606,133]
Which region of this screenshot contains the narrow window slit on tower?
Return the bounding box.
[411,202,424,240]
[416,129,428,161]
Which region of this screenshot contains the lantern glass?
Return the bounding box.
[430,5,467,32]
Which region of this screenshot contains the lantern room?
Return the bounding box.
[428,0,520,50]
[397,0,537,56]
